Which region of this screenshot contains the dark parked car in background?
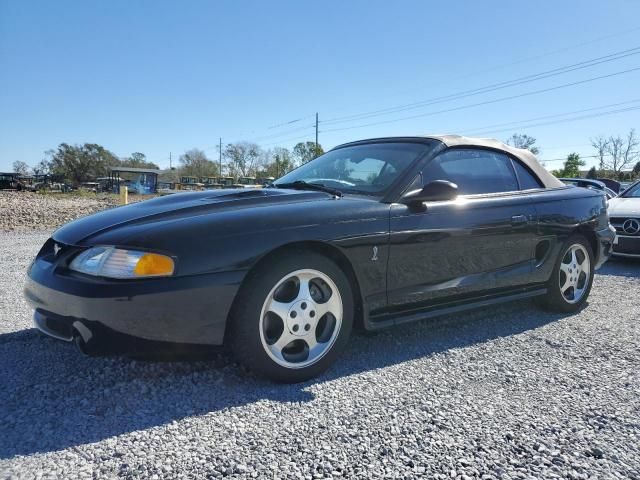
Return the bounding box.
[0,172,25,191]
[559,178,617,200]
[25,135,615,382]
[596,178,623,194]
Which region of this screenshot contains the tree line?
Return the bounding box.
[505,130,639,180]
[178,141,323,181]
[10,129,639,186]
[11,141,323,186]
[12,144,160,185]
[551,129,639,179]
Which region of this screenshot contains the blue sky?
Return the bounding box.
[1,0,639,172]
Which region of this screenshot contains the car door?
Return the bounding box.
[386,148,539,311]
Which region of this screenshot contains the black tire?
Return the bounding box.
[227,250,354,383]
[535,234,594,313]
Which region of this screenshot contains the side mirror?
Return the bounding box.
[401,180,458,205]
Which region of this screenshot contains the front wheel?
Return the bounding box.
[228,251,354,383]
[535,235,594,312]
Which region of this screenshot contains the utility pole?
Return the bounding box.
[315,112,319,157]
[219,137,223,176]
[169,152,172,170]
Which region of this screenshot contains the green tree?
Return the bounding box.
[505,133,540,155]
[586,166,598,179]
[633,161,640,177]
[45,143,119,185]
[12,160,30,176]
[178,148,219,178]
[258,147,295,178]
[120,152,159,169]
[293,141,324,165]
[553,153,585,178]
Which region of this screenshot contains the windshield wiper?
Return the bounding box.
[274,180,342,197]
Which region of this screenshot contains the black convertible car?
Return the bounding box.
[25,135,615,382]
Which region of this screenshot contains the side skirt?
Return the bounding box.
[611,252,640,259]
[365,287,547,330]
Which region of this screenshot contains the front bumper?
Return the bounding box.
[25,257,246,347]
[611,234,640,258]
[594,224,616,269]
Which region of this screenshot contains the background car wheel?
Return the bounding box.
[535,234,594,313]
[227,250,354,383]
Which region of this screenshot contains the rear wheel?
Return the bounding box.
[535,235,594,312]
[228,251,353,383]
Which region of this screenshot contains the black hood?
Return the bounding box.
[53,189,334,245]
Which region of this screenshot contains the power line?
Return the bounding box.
[321,46,640,125]
[296,26,640,129]
[540,158,585,163]
[540,151,639,163]
[468,99,640,134]
[199,120,314,153]
[262,133,316,148]
[194,29,640,156]
[320,66,640,133]
[214,34,640,145]
[466,105,640,137]
[216,101,640,152]
[192,99,639,157]
[543,143,592,150]
[461,99,640,136]
[428,26,640,88]
[204,114,316,148]
[248,123,316,142]
[267,113,317,130]
[255,103,640,151]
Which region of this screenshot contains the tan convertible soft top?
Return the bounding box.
[336,134,564,189]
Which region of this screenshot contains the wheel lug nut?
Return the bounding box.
[290,311,297,318]
[301,302,307,310]
[292,324,299,332]
[304,324,311,331]
[310,311,315,318]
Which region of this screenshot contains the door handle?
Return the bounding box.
[511,214,528,225]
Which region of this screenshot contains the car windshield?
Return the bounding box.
[620,182,640,198]
[274,142,433,196]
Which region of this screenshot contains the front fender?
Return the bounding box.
[83,199,392,314]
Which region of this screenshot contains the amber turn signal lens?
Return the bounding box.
[133,253,175,277]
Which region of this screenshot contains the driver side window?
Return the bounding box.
[422,148,518,195]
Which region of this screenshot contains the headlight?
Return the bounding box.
[69,247,175,279]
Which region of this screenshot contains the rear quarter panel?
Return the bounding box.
[528,186,608,283]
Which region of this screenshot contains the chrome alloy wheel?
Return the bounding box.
[259,269,343,369]
[559,243,591,304]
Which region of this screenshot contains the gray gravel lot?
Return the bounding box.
[0,191,151,232]
[1,231,639,479]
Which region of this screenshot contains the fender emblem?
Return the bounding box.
[371,246,379,262]
[53,243,61,256]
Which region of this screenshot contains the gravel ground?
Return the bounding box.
[1,231,639,479]
[0,192,151,232]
